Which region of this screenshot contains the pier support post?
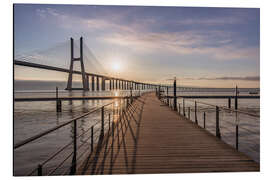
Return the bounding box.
[228,98,231,108]
[216,106,221,138]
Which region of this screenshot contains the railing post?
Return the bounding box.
[91,126,94,153]
[203,112,206,129]
[108,113,111,132]
[130,88,133,103]
[56,87,62,112]
[183,99,185,116]
[158,85,161,99]
[173,79,177,111]
[235,111,239,150]
[235,85,238,110]
[37,164,42,176]
[167,86,169,105]
[112,121,115,139]
[236,124,239,150]
[188,107,190,120]
[216,106,221,138]
[71,120,77,174]
[195,101,198,124]
[178,104,181,115]
[101,106,104,137]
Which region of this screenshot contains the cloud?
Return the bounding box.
[199,76,260,81]
[175,16,244,26]
[34,7,259,61]
[100,30,259,61]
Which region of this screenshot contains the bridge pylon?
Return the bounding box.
[66,37,89,91]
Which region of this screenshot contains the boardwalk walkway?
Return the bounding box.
[77,92,259,175]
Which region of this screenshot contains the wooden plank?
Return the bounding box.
[77,92,259,175]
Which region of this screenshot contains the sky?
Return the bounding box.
[14,4,260,88]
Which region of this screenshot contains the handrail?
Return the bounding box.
[163,95,259,118]
[18,93,142,176]
[14,102,115,149]
[185,98,260,118]
[159,93,259,162]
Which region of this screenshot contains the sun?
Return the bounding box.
[112,62,121,72]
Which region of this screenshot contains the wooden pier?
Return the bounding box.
[77,92,259,175]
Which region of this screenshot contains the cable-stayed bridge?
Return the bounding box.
[14,37,157,91]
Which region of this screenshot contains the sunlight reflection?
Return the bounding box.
[114,101,119,107]
[114,91,119,97]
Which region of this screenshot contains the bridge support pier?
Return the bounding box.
[86,75,89,90]
[91,76,95,91]
[101,78,105,91]
[66,37,88,91]
[109,79,112,90]
[96,77,99,91]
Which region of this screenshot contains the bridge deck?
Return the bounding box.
[14,96,138,102]
[77,92,259,175]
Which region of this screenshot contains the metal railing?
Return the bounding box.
[14,91,148,176]
[160,94,259,162]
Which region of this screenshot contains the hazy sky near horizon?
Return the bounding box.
[14,4,260,88]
